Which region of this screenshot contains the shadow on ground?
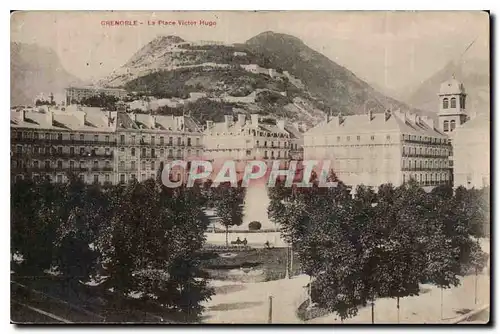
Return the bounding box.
[213,284,246,295]
[208,301,263,311]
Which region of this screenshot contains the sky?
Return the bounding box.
[11,11,489,97]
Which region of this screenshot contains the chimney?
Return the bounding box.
[251,114,259,126]
[176,116,185,130]
[46,110,54,125]
[237,114,246,126]
[150,114,156,128]
[107,110,112,126]
[19,109,26,122]
[130,112,137,123]
[368,109,373,121]
[277,119,285,130]
[224,115,233,130]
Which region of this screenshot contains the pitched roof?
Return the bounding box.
[116,112,202,133]
[10,107,116,132]
[305,111,447,138]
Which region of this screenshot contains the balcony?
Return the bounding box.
[403,139,451,147]
[139,153,160,159]
[117,167,138,172]
[13,138,118,146]
[91,167,114,172]
[15,166,90,173]
[401,167,450,172]
[28,151,114,159]
[402,153,449,158]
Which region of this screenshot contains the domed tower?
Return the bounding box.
[438,77,468,134]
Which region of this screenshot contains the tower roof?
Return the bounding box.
[439,77,466,95]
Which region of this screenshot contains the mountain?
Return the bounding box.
[11,42,83,106]
[242,31,422,116]
[404,58,490,114]
[99,32,424,125]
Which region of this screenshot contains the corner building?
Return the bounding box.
[303,110,452,188]
[11,105,117,184]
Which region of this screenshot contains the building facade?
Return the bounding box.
[203,114,303,166]
[114,113,203,183]
[11,106,117,184]
[436,77,490,189]
[451,112,490,189]
[10,105,203,185]
[303,110,452,188]
[65,86,128,105]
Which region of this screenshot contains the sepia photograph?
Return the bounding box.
[9,10,490,324]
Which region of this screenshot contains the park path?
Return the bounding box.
[202,238,490,324]
[202,275,310,324]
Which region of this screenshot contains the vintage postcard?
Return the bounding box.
[10,11,490,324]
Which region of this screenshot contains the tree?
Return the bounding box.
[212,182,245,246]
[11,178,62,275]
[53,177,101,288]
[100,179,214,317]
[80,93,119,110]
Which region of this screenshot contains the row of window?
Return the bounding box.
[119,134,200,146]
[118,160,161,171]
[216,129,290,139]
[15,145,113,156]
[119,147,200,158]
[403,159,449,169]
[14,131,112,142]
[14,159,112,169]
[403,146,449,156]
[443,119,465,132]
[254,140,295,148]
[310,134,447,145]
[442,96,465,109]
[12,131,202,146]
[401,134,447,144]
[402,173,449,183]
[245,150,288,159]
[14,172,160,184]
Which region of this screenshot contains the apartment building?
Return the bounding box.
[303,109,452,188]
[10,106,203,185]
[203,114,303,167]
[11,105,117,184]
[114,112,203,183]
[65,86,128,105]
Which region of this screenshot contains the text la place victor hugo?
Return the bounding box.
[101,19,217,27]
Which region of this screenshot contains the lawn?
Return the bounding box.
[199,247,302,282]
